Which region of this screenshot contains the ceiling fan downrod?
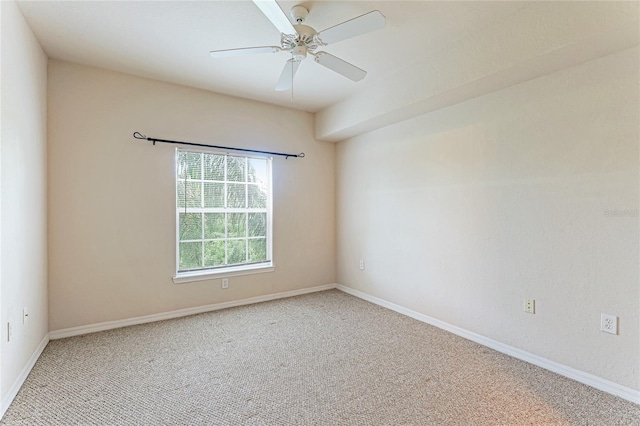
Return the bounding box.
[290,5,308,24]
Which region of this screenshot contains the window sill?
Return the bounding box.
[173,263,275,284]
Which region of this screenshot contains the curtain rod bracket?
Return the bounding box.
[132,131,304,159]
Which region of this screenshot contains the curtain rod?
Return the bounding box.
[133,132,305,159]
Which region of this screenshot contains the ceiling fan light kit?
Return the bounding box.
[209,0,386,92]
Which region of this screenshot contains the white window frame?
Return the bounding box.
[173,147,274,284]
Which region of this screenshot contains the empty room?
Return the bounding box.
[1,0,639,424]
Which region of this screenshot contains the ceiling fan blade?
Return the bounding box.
[314,52,366,82]
[253,0,296,35]
[210,46,282,59]
[275,59,301,91]
[317,10,386,45]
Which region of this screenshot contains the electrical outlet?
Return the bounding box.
[359,259,365,270]
[524,299,535,314]
[221,278,229,289]
[7,322,12,342]
[23,307,28,325]
[600,313,618,335]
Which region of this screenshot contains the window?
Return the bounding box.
[175,149,272,281]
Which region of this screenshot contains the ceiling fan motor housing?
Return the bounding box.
[281,23,319,59]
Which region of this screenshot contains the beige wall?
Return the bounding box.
[336,48,639,390]
[0,0,49,406]
[47,61,335,331]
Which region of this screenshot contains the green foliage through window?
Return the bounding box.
[176,150,271,272]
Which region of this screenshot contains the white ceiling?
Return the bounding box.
[17,1,527,113]
[16,1,639,141]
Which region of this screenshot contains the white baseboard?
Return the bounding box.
[336,284,640,405]
[50,283,337,340]
[1,333,50,419]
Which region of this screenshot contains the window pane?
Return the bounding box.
[228,213,246,238]
[179,242,202,270]
[228,239,246,264]
[248,212,266,237]
[177,181,185,208]
[227,183,246,208]
[227,156,246,182]
[204,240,225,267]
[176,150,271,274]
[204,213,225,239]
[177,151,201,180]
[248,184,267,208]
[203,182,224,208]
[248,238,267,262]
[177,181,201,208]
[203,154,225,181]
[248,158,267,184]
[179,213,202,241]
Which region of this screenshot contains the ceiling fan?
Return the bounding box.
[209,0,386,91]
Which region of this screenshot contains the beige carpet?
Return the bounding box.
[2,290,639,425]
